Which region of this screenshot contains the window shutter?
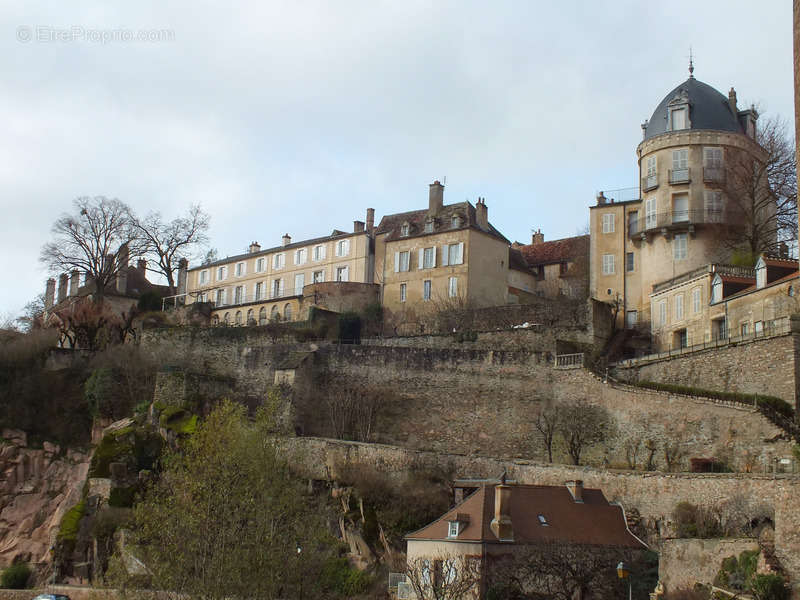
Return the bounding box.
[418,249,424,270]
[321,246,326,259]
[457,242,464,264]
[441,245,449,266]
[335,243,340,257]
[432,248,436,268]
[394,252,400,273]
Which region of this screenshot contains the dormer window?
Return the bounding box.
[400,223,410,237]
[538,515,548,526]
[755,257,766,289]
[448,521,460,537]
[451,215,461,229]
[667,89,691,132]
[671,107,687,130]
[424,219,434,234]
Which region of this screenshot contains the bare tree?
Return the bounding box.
[40,197,142,299]
[557,400,615,466]
[323,377,386,442]
[623,434,644,470]
[534,400,561,462]
[721,116,797,259]
[405,555,481,600]
[131,205,210,294]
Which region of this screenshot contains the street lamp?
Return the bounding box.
[617,561,632,600]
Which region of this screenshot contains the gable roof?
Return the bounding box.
[376,201,510,244]
[406,483,644,549]
[508,247,534,274]
[518,235,589,267]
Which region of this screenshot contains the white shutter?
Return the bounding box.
[441,245,449,266]
[432,248,436,268]
[321,245,327,259]
[456,242,464,264]
[394,252,400,273]
[343,240,349,255]
[418,249,424,270]
[335,242,341,257]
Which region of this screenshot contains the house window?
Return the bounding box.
[235,310,243,325]
[255,282,263,301]
[448,277,458,297]
[644,156,658,190]
[259,307,267,325]
[704,190,723,222]
[675,293,684,320]
[235,262,246,277]
[234,285,244,304]
[273,253,285,270]
[400,283,407,303]
[602,254,615,275]
[423,280,432,301]
[711,276,722,303]
[294,248,307,265]
[741,322,750,336]
[246,309,254,325]
[395,251,410,272]
[400,223,410,236]
[313,245,326,261]
[223,312,230,324]
[626,310,638,329]
[284,303,292,321]
[671,107,687,130]
[422,247,436,269]
[692,287,701,313]
[629,211,640,235]
[645,197,657,229]
[256,258,265,272]
[335,239,350,257]
[559,262,568,276]
[658,300,667,327]
[451,215,460,228]
[424,220,434,234]
[294,273,305,295]
[336,266,349,282]
[674,328,688,349]
[602,213,615,233]
[671,149,689,183]
[703,147,723,181]
[216,289,226,306]
[217,266,227,281]
[755,321,764,335]
[271,305,280,320]
[537,515,548,526]
[447,522,459,537]
[672,194,689,223]
[442,243,464,266]
[199,270,208,285]
[313,270,324,284]
[626,252,634,272]
[673,233,688,260]
[272,279,284,298]
[199,292,207,303]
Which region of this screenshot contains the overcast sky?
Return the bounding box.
[0,1,794,319]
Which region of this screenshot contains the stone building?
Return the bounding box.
[589,66,775,343]
[515,232,589,299]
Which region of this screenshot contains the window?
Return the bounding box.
[400,223,410,236]
[313,270,324,284]
[658,300,667,327]
[256,258,265,272]
[235,262,246,277]
[420,247,436,269]
[644,156,658,190]
[629,211,640,235]
[671,107,687,130]
[294,273,305,295]
[602,213,615,233]
[711,276,722,303]
[692,287,701,313]
[223,312,230,324]
[400,283,407,303]
[441,243,464,266]
[313,245,326,261]
[675,293,684,320]
[335,239,350,257]
[704,190,723,222]
[672,194,689,222]
[216,266,227,281]
[295,248,307,265]
[674,233,688,260]
[626,310,638,329]
[448,277,458,297]
[671,149,689,183]
[271,305,280,320]
[235,310,242,325]
[602,254,615,275]
[755,320,764,335]
[537,515,548,526]
[273,253,285,270]
[199,270,209,285]
[255,282,264,301]
[675,328,688,349]
[741,322,750,336]
[451,215,460,229]
[272,278,284,298]
[703,147,723,176]
[199,292,208,303]
[645,197,657,229]
[216,289,226,306]
[234,285,244,304]
[259,307,267,325]
[755,257,766,288]
[626,252,634,272]
[211,314,219,325]
[395,251,410,272]
[246,309,254,325]
[423,280,432,301]
[284,303,292,321]
[447,522,459,537]
[336,266,349,282]
[424,220,434,233]
[559,262,568,276]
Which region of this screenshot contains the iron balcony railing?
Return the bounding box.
[598,187,641,203]
[668,168,690,184]
[641,174,658,192]
[628,209,725,237]
[210,287,305,307]
[703,167,725,183]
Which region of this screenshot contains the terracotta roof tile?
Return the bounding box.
[519,235,589,267]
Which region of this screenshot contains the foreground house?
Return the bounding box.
[403,479,647,599]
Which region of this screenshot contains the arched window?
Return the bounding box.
[270,305,280,321]
[223,312,230,324]
[211,315,219,325]
[235,310,243,325]
[259,307,267,325]
[284,303,292,321]
[711,275,722,304]
[246,308,255,325]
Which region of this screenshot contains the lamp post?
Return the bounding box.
[617,561,632,600]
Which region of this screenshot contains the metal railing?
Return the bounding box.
[598,187,641,203]
[641,175,658,192]
[628,209,726,236]
[212,287,304,307]
[668,168,690,184]
[555,353,584,369]
[703,167,725,183]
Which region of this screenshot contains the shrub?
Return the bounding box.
[1,562,31,589]
[672,501,722,538]
[137,292,162,312]
[337,312,361,344]
[751,574,788,600]
[109,486,137,508]
[320,556,371,596]
[57,500,87,556]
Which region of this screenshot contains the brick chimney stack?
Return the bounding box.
[57,274,68,304]
[248,241,261,254]
[429,180,444,215]
[531,229,545,245]
[354,220,365,233]
[490,482,514,541]
[475,197,489,230]
[596,191,607,206]
[728,87,738,115]
[566,480,584,503]
[69,269,80,297]
[282,233,291,247]
[366,208,375,234]
[45,278,56,310]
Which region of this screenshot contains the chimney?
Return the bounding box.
[728,87,738,114]
[490,482,514,541]
[596,191,607,205]
[69,269,80,297]
[57,274,69,304]
[249,241,261,254]
[282,233,291,247]
[366,208,375,233]
[475,197,488,230]
[45,278,56,310]
[354,220,365,233]
[641,119,648,140]
[566,480,584,503]
[429,181,444,215]
[531,229,544,245]
[177,258,189,295]
[137,258,147,273]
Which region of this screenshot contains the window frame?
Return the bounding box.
[673,233,688,260]
[448,276,458,298]
[399,282,407,303]
[602,253,615,275]
[625,252,634,273]
[602,213,615,234]
[423,279,432,301]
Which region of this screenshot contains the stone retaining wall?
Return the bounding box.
[658,538,759,593]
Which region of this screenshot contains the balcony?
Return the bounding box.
[213,287,304,307]
[703,167,725,183]
[628,209,726,237]
[641,174,658,192]
[668,168,690,184]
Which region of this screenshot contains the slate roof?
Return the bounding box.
[375,201,510,244]
[518,235,589,267]
[643,77,743,141]
[406,484,645,549]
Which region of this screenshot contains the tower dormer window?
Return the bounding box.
[400,223,410,237]
[424,219,434,233]
[667,89,691,132]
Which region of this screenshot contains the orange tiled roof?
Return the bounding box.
[519,235,589,267]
